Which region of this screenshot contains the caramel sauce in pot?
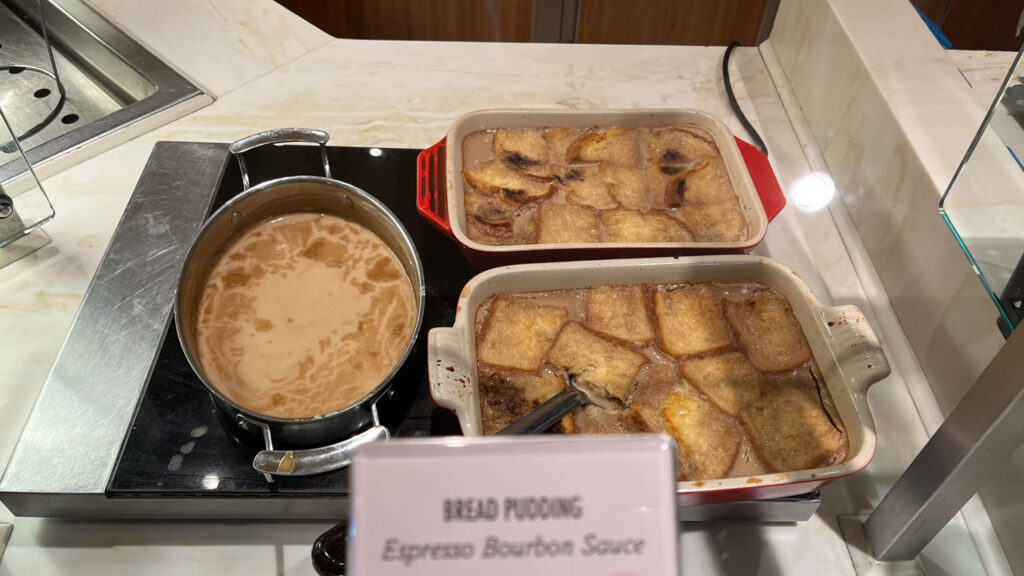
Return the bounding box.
[196,213,416,419]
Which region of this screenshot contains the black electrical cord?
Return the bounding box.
[722,41,768,157]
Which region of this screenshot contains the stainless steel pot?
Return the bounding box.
[174,128,425,481]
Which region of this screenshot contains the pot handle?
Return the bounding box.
[821,305,891,394]
[735,136,786,222]
[252,423,389,477]
[228,128,332,190]
[416,138,454,239]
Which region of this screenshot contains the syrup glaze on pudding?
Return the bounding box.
[473,282,848,482]
[196,213,416,419]
[460,126,749,246]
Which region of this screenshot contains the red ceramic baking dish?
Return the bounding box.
[417,109,787,268]
[426,255,891,505]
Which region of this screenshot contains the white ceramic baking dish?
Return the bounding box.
[427,255,890,505]
[416,109,787,268]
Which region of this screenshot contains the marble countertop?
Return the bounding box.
[949,50,1017,105]
[0,5,1003,574]
[86,0,331,97]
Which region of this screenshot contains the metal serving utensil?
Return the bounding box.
[495,375,620,436]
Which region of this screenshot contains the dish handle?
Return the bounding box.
[427,326,479,435]
[735,137,786,223]
[416,138,454,239]
[821,305,891,394]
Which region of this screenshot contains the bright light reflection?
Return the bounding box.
[202,474,220,489]
[369,147,383,157]
[791,172,836,212]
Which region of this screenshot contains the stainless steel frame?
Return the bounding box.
[863,325,1024,560]
[0,0,206,181]
[0,142,227,516]
[0,86,55,264]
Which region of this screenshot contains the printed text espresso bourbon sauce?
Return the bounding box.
[196,213,416,419]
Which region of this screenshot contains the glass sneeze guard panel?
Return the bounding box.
[0,101,54,263]
[940,47,1024,335]
[0,0,57,266]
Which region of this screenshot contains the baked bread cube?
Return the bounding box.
[494,128,548,165]
[653,284,733,357]
[675,159,746,243]
[622,364,684,433]
[679,352,761,415]
[723,289,812,372]
[537,202,602,244]
[464,188,516,233]
[463,160,554,203]
[739,383,847,473]
[557,165,618,210]
[514,209,540,244]
[662,391,743,480]
[518,371,565,404]
[515,371,576,434]
[467,209,540,246]
[600,209,694,243]
[544,128,585,165]
[547,322,646,401]
[648,163,687,208]
[681,198,748,243]
[494,128,552,179]
[477,297,568,372]
[585,284,655,345]
[600,163,651,210]
[675,158,732,205]
[575,404,643,435]
[623,406,657,433]
[479,369,574,435]
[643,127,719,166]
[463,191,541,245]
[567,128,642,166]
[513,209,540,244]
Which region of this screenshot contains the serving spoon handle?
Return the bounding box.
[495,387,585,436]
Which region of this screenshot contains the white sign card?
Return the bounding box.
[349,434,679,576]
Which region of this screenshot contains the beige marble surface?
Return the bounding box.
[0,37,994,575]
[86,0,331,97]
[949,50,1016,106]
[771,0,1018,573]
[771,0,1007,431]
[771,0,1000,392]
